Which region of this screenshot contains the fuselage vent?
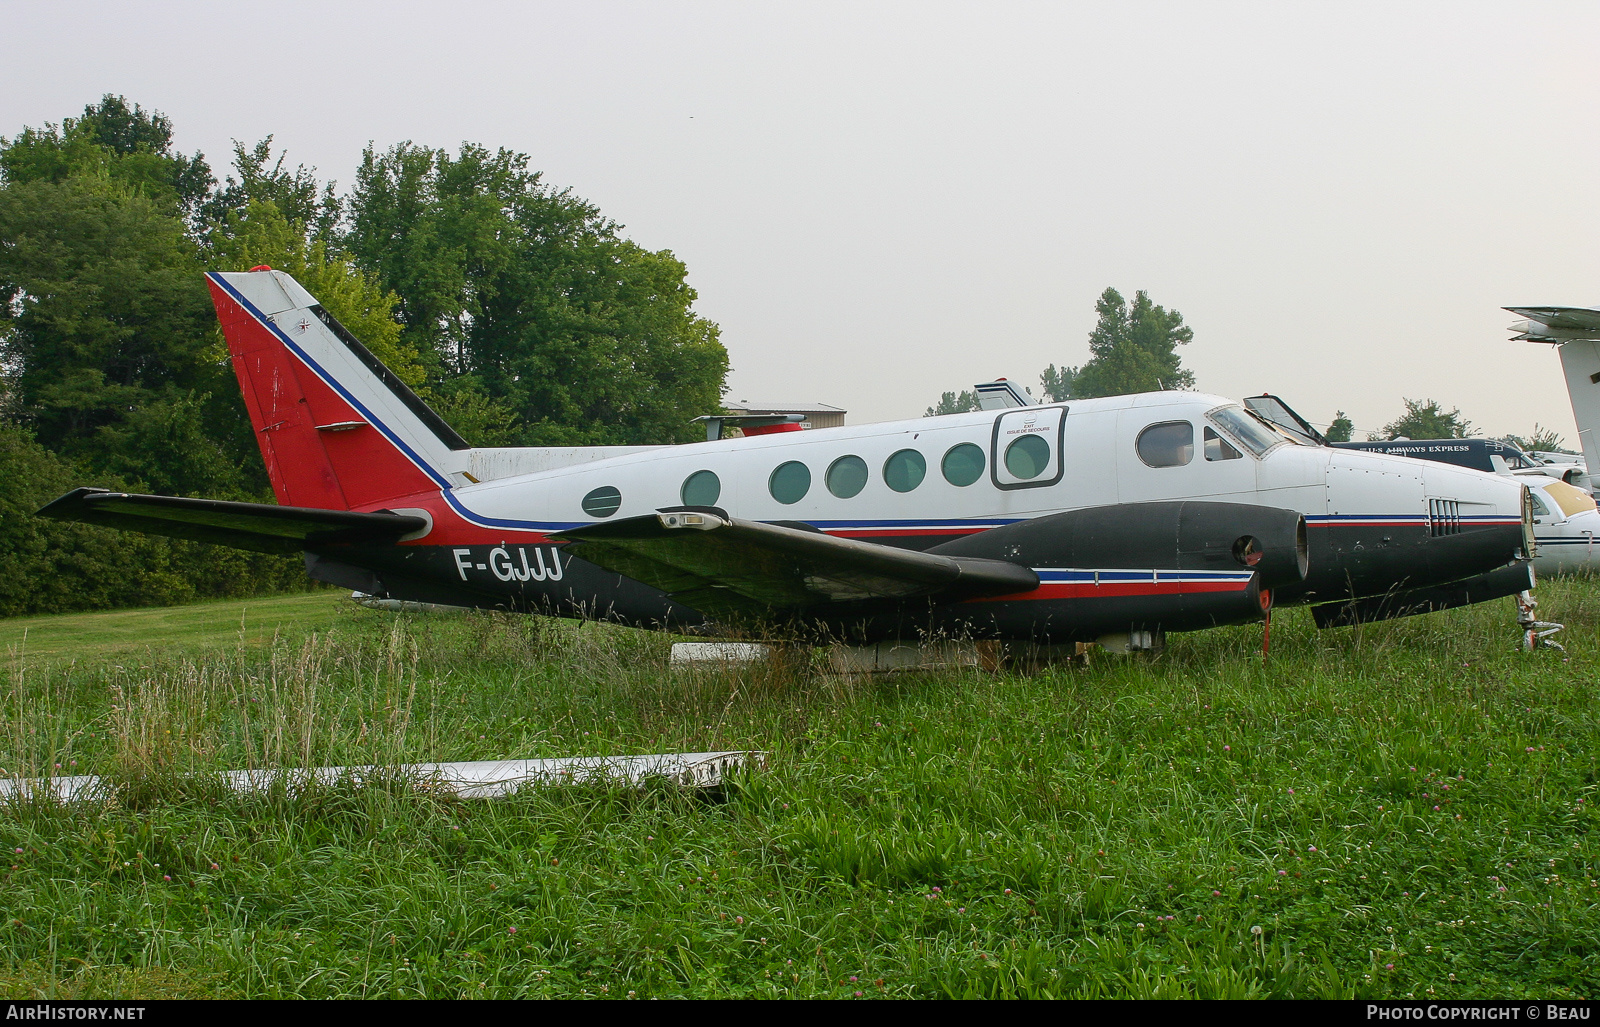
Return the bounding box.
[1428,498,1462,537]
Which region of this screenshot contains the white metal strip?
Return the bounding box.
[0,751,760,803]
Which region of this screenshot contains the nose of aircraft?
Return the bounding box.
[1298,450,1529,604]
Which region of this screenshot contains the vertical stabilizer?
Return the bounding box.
[1506,306,1600,477]
[207,270,468,510]
[1552,340,1600,476]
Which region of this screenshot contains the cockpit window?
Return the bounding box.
[1529,490,1554,519]
[1241,395,1325,446]
[1137,421,1194,468]
[1204,426,1242,461]
[1208,405,1284,458]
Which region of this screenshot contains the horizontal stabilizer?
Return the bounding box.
[37,488,427,554]
[550,509,1039,620]
[1505,306,1600,336]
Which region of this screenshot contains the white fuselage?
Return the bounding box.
[437,391,1526,568]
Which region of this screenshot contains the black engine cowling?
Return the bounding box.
[928,500,1308,589]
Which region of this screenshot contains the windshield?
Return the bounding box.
[1241,395,1325,446]
[1208,404,1286,458]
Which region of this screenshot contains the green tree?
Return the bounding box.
[1325,410,1354,443]
[0,95,213,227]
[0,96,241,499]
[924,390,980,417]
[345,142,524,376]
[1060,288,1195,400]
[0,426,306,616]
[1039,364,1076,402]
[1381,399,1477,440]
[1504,425,1569,454]
[347,142,728,445]
[201,137,339,245]
[0,173,230,492]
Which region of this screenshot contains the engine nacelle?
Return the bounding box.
[930,500,1308,589]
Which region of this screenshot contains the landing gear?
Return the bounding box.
[1516,591,1565,651]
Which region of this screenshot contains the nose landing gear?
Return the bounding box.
[1515,591,1565,650]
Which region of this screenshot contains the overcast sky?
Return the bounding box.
[5,1,1597,441]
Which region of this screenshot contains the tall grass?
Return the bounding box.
[0,581,1594,998]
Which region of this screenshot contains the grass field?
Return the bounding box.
[0,583,1595,999]
[0,591,349,667]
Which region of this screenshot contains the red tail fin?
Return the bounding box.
[207,270,465,510]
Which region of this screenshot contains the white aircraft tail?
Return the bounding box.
[1506,306,1600,477]
[1551,340,1600,475]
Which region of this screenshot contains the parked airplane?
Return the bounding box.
[1331,438,1563,485]
[1524,478,1600,575]
[1520,449,1589,490]
[35,270,1541,651]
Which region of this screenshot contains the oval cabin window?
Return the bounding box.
[581,486,622,518]
[769,461,811,505]
[941,443,985,487]
[681,470,721,507]
[826,456,868,499]
[1004,434,1052,479]
[884,449,927,493]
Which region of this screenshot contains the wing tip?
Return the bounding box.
[35,487,117,520]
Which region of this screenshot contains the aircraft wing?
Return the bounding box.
[549,510,1039,620]
[37,488,428,555]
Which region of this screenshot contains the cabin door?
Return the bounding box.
[989,407,1068,491]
